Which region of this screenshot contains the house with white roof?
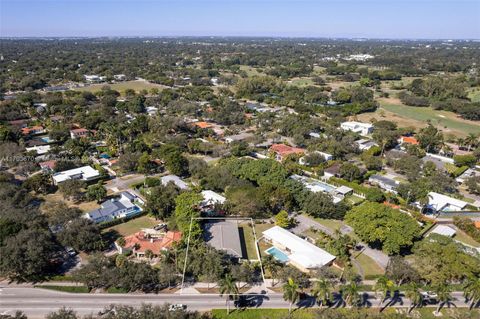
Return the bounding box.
[84,191,142,224]
[429,225,456,238]
[263,226,336,272]
[161,175,189,190]
[425,192,469,213]
[52,165,101,185]
[341,121,374,136]
[201,190,226,206]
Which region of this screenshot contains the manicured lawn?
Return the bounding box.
[345,195,365,205]
[103,215,158,237]
[74,80,166,94]
[378,99,480,136]
[354,252,384,279]
[239,221,260,261]
[239,65,263,77]
[212,308,479,319]
[309,216,344,232]
[468,87,480,102]
[454,230,480,248]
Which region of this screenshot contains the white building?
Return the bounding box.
[299,151,334,165]
[201,190,226,206]
[113,74,126,81]
[84,191,142,224]
[84,75,106,83]
[355,139,378,151]
[426,192,469,213]
[26,145,51,155]
[429,225,456,238]
[341,121,374,136]
[263,226,336,272]
[161,175,189,190]
[52,165,101,185]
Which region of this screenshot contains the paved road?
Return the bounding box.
[0,287,470,318]
[291,214,390,269]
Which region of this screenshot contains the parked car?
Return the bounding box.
[168,304,186,311]
[65,246,78,257]
[154,223,167,231]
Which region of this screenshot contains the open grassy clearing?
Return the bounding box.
[467,87,480,102]
[454,229,480,248]
[74,80,166,94]
[354,252,384,279]
[103,215,158,237]
[40,191,100,213]
[288,77,315,87]
[356,98,480,137]
[239,65,263,77]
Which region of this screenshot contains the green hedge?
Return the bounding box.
[36,285,90,293]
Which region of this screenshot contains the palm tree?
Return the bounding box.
[219,273,239,315]
[404,282,424,314]
[374,275,395,311]
[312,278,332,308]
[342,282,361,308]
[262,255,280,287]
[464,133,479,151]
[434,283,453,315]
[463,276,480,310]
[282,278,299,314]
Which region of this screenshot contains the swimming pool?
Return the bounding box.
[265,246,289,263]
[40,136,52,143]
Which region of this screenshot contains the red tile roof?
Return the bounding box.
[193,121,213,129]
[270,144,305,157]
[39,160,56,170]
[400,136,419,145]
[123,231,182,254]
[21,126,44,135]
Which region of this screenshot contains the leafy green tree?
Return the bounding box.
[23,174,52,194]
[417,124,443,153]
[57,218,105,252]
[46,307,78,319]
[345,202,421,255]
[219,273,239,314]
[85,182,107,203]
[58,179,86,202]
[274,210,291,228]
[173,192,202,237]
[282,278,299,314]
[339,163,362,182]
[145,182,180,220]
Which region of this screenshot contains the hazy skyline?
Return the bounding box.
[1,0,479,39]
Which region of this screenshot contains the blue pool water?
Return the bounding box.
[265,247,289,263]
[40,136,52,143]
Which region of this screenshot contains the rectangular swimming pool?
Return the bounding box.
[265,246,289,263]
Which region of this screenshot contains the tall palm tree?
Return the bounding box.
[342,282,361,308]
[463,276,480,310]
[464,133,479,152]
[404,282,424,314]
[219,273,239,315]
[434,283,453,315]
[374,275,395,311]
[282,278,299,314]
[262,255,280,287]
[312,278,332,308]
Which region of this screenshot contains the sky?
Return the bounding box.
[1,0,479,39]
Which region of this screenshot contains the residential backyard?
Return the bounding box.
[238,220,260,261]
[74,80,166,94]
[354,252,385,279]
[103,215,158,237]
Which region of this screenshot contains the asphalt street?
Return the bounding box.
[0,287,470,318]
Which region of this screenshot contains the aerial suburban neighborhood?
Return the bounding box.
[0,1,480,319]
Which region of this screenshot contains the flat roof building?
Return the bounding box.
[263,226,335,272]
[204,220,243,259]
[426,192,469,213]
[52,165,100,185]
[341,121,374,136]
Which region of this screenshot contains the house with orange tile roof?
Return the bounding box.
[475,221,480,229]
[270,144,306,161]
[116,230,182,258]
[399,136,419,145]
[70,128,90,139]
[21,125,46,136]
[193,121,214,129]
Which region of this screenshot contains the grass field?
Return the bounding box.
[454,230,480,248]
[40,191,100,213]
[354,253,384,279]
[103,215,158,237]
[238,221,259,261]
[211,308,479,319]
[467,87,480,103]
[74,80,166,94]
[239,65,263,77]
[288,77,315,87]
[36,285,89,293]
[356,98,480,137]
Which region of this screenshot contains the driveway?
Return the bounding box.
[291,214,390,269]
